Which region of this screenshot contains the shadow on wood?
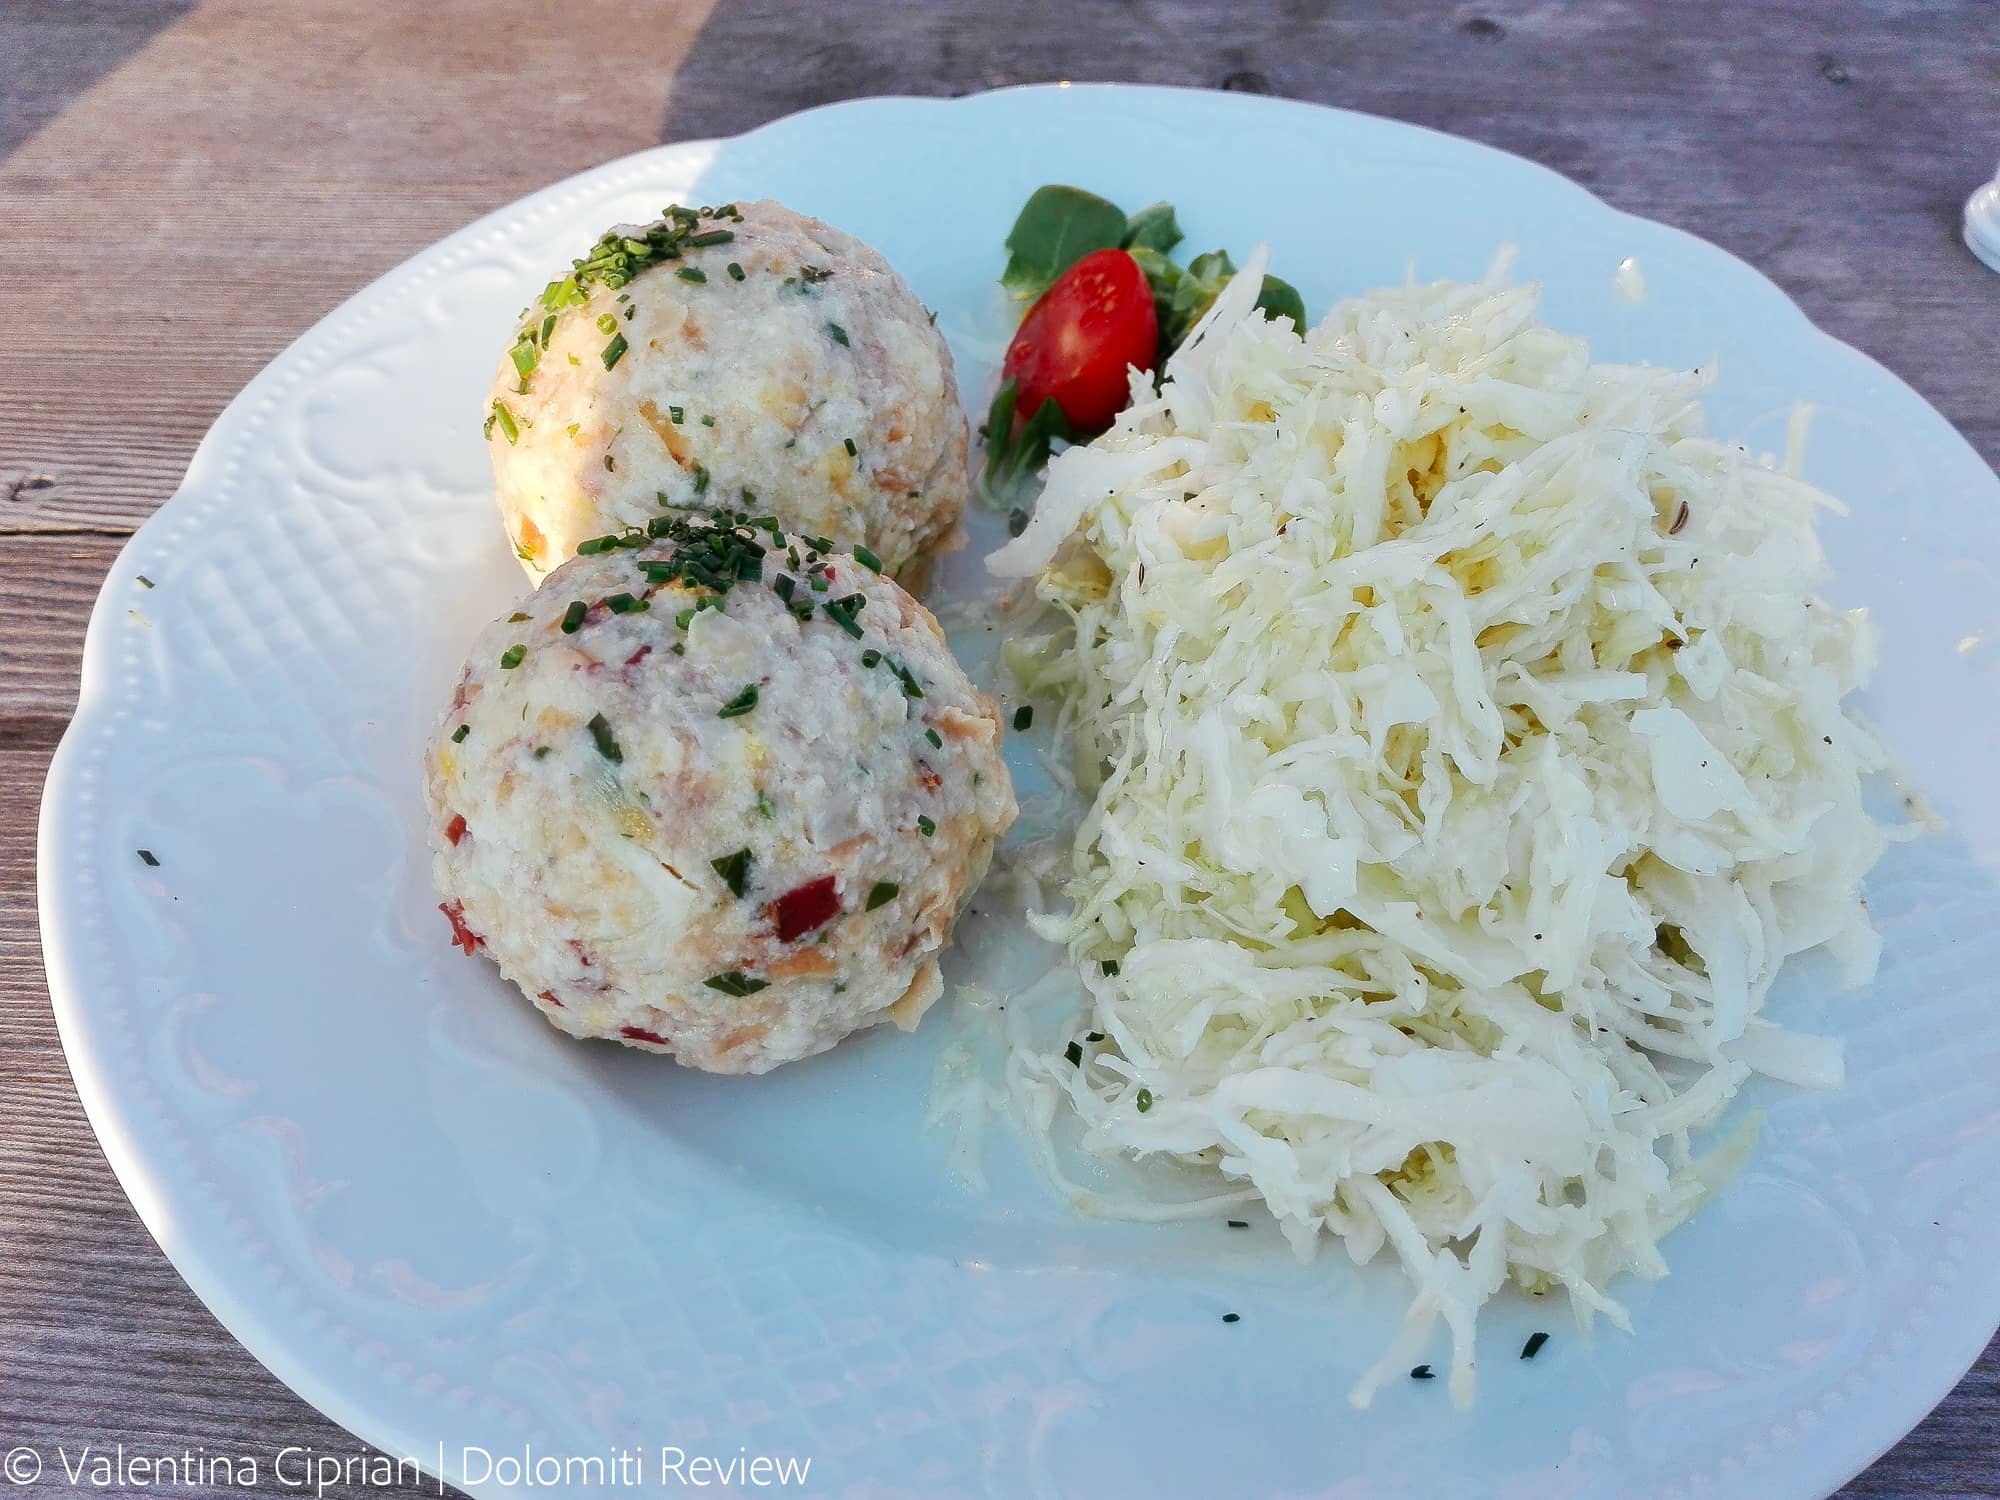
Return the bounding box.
[0,0,197,160]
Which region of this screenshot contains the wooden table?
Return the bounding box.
[3,3,1995,1495]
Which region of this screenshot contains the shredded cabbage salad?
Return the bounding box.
[986,255,1918,1407]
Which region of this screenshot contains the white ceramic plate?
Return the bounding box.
[40,85,2000,1500]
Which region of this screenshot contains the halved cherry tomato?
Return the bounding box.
[1003,247,1157,432]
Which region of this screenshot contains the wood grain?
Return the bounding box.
[2,3,1996,1497]
[0,537,124,745]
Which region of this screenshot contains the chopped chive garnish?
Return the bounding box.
[754,789,774,819]
[1222,1313,1241,1324]
[726,261,745,281]
[508,610,532,622]
[1227,1219,1249,1229]
[450,724,471,743]
[676,266,707,284]
[718,683,759,719]
[888,658,924,699]
[601,332,628,369]
[689,228,734,247]
[540,313,557,345]
[586,712,623,763]
[596,312,618,334]
[801,264,832,283]
[925,728,943,749]
[691,464,710,496]
[842,436,858,458]
[607,592,648,614]
[853,544,882,573]
[1013,705,1034,731]
[710,848,752,898]
[533,745,552,758]
[822,594,866,637]
[1087,1031,1104,1041]
[861,648,882,668]
[1410,1365,1434,1381]
[1137,1087,1154,1112]
[509,339,539,381]
[826,322,850,347]
[864,881,899,912]
[704,970,769,996]
[773,574,795,603]
[137,849,160,867]
[135,574,155,589]
[1101,959,1120,976]
[1065,1041,1083,1067]
[1521,1332,1550,1360]
[668,404,685,423]
[917,815,936,837]
[499,644,526,669]
[491,401,519,444]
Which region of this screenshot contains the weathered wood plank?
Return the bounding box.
[0,535,125,741]
[0,0,195,158]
